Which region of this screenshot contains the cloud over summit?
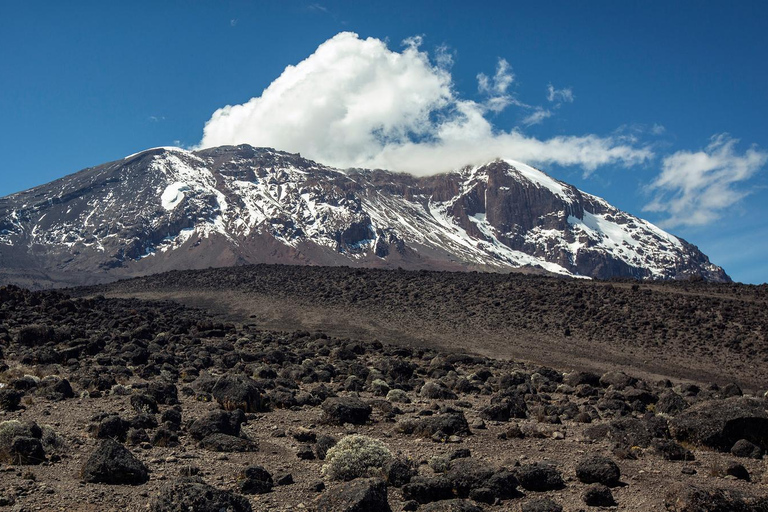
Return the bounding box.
[199,32,650,175]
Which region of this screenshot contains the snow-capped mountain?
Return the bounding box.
[0,144,729,287]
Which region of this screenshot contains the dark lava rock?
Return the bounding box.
[521,498,563,512]
[652,439,695,461]
[669,397,768,451]
[149,477,252,512]
[96,415,130,441]
[420,500,483,512]
[130,413,158,430]
[274,472,294,486]
[211,374,265,413]
[587,416,668,449]
[314,478,391,512]
[81,439,149,485]
[130,393,159,414]
[599,371,637,390]
[297,444,316,460]
[199,433,258,453]
[664,483,768,512]
[6,437,46,465]
[127,428,150,446]
[188,409,245,440]
[442,459,519,501]
[161,408,183,430]
[0,389,22,411]
[147,381,179,405]
[725,461,751,481]
[480,394,527,421]
[152,427,180,447]
[400,412,471,437]
[315,435,337,460]
[514,463,564,491]
[237,465,273,494]
[36,376,74,401]
[656,391,689,415]
[420,381,458,400]
[582,483,615,507]
[383,458,417,487]
[731,439,764,459]
[575,455,621,486]
[321,396,372,425]
[401,476,454,504]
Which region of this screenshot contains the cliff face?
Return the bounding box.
[0,144,729,287]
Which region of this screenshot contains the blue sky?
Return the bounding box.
[1,1,767,283]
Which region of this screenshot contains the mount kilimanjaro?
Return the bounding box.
[0,144,728,288]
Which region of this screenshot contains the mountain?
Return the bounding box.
[0,144,729,287]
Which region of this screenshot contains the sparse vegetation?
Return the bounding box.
[321,434,393,481]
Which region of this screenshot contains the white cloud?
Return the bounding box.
[198,32,650,175]
[547,84,574,103]
[477,58,515,113]
[521,108,553,126]
[644,134,768,227]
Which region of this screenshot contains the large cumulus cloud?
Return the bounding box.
[198,32,651,175]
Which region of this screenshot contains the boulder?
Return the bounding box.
[582,484,615,507]
[652,439,694,461]
[199,433,258,453]
[147,381,179,405]
[0,389,22,411]
[7,437,46,465]
[81,439,149,485]
[514,463,564,492]
[669,397,768,451]
[211,374,265,412]
[315,478,391,512]
[420,500,483,512]
[400,412,471,438]
[664,483,768,512]
[237,465,273,494]
[188,409,245,440]
[575,455,621,486]
[321,397,372,425]
[401,476,454,504]
[731,439,763,459]
[149,477,252,512]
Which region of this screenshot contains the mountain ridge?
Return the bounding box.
[0,144,729,287]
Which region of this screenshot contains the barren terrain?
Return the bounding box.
[1,266,767,511]
[79,265,768,392]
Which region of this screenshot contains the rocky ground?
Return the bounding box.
[2,281,768,511]
[78,264,768,391]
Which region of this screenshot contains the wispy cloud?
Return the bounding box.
[644,134,768,227]
[547,84,574,103]
[198,32,651,175]
[521,108,553,126]
[148,115,165,123]
[230,19,238,27]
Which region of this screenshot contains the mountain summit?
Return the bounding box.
[0,145,728,287]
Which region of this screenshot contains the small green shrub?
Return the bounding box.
[386,389,410,403]
[40,425,65,453]
[428,453,451,473]
[321,434,392,481]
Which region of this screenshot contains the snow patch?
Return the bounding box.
[161,182,190,211]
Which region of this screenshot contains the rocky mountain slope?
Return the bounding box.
[0,145,728,287]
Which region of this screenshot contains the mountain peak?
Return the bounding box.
[0,145,729,288]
